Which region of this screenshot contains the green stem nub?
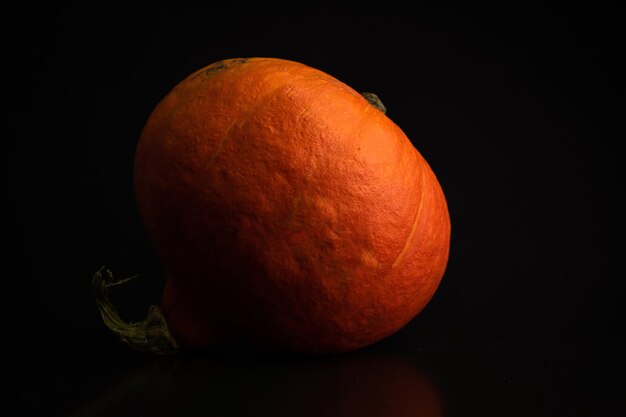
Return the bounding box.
[92,267,179,355]
[361,92,387,114]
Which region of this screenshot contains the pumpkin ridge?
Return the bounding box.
[392,145,426,269]
[205,78,295,167]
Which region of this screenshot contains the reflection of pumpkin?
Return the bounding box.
[168,353,443,417]
[134,57,451,353]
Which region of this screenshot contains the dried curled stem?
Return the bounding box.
[92,267,179,355]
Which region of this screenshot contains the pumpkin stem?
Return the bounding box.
[92,266,179,355]
[361,92,387,114]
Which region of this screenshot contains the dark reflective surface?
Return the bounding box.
[9,325,623,417]
[39,346,443,416]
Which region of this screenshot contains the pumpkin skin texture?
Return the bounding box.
[134,57,451,354]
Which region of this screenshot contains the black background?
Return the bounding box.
[3,4,623,416]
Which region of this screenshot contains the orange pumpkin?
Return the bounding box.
[119,57,450,353]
